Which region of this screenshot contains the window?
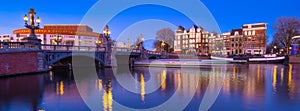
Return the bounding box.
[248,31,251,35]
[252,30,256,35]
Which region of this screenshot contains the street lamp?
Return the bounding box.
[103,25,111,37]
[23,8,41,44]
[274,45,277,54]
[103,25,111,50]
[95,39,102,46]
[54,33,62,45]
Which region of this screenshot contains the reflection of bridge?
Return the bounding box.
[0,42,162,75]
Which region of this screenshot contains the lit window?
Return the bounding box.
[252,31,255,35]
[248,31,251,35]
[245,31,247,35]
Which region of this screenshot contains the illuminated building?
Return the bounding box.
[13,24,102,46]
[224,23,267,55]
[0,34,13,42]
[242,23,267,55]
[174,25,209,55]
[175,23,266,55]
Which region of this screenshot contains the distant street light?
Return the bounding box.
[23,8,41,44]
[274,45,277,54]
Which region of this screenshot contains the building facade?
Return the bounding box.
[0,34,13,42]
[13,24,102,46]
[224,23,267,55]
[174,25,209,55]
[174,23,267,55]
[242,23,267,55]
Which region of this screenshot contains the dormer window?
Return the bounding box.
[234,31,239,36]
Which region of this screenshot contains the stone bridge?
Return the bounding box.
[0,42,162,75]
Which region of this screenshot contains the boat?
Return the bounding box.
[211,54,286,63]
[134,59,231,67]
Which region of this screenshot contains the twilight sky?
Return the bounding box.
[0,0,299,44]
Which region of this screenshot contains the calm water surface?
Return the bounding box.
[1,64,300,111]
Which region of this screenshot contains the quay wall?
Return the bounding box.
[0,51,47,76]
[289,56,300,64]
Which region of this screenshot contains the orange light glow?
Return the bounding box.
[161,70,167,91]
[272,66,278,91]
[140,74,145,101]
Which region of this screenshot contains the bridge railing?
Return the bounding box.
[0,42,39,50]
[147,51,161,55]
[41,44,106,51]
[1,42,162,55]
[113,47,141,53]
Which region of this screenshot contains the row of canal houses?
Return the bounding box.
[174,23,267,56]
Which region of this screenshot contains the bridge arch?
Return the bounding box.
[45,52,105,67]
[147,55,160,60]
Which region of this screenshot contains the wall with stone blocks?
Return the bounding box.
[0,51,47,76]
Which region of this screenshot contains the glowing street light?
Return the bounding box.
[273,45,277,54]
[23,8,41,44]
[95,39,102,46]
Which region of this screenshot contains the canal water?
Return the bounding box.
[0,64,300,111]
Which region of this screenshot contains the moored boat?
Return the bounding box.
[211,54,286,63]
[134,59,231,67]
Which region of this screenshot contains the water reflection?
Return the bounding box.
[102,80,113,111]
[0,64,300,111]
[140,73,145,102]
[56,81,64,95]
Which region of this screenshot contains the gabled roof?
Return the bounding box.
[230,29,242,36]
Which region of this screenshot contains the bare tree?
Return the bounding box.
[155,28,175,48]
[272,17,300,52]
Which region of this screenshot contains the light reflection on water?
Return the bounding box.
[0,64,300,111]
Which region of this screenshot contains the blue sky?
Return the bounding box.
[0,0,299,44]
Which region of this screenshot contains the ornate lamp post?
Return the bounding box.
[103,25,111,50]
[22,8,41,44]
[54,33,62,45]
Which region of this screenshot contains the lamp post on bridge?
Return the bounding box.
[95,36,102,50]
[95,38,102,46]
[103,25,112,67]
[22,8,42,44]
[103,25,111,51]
